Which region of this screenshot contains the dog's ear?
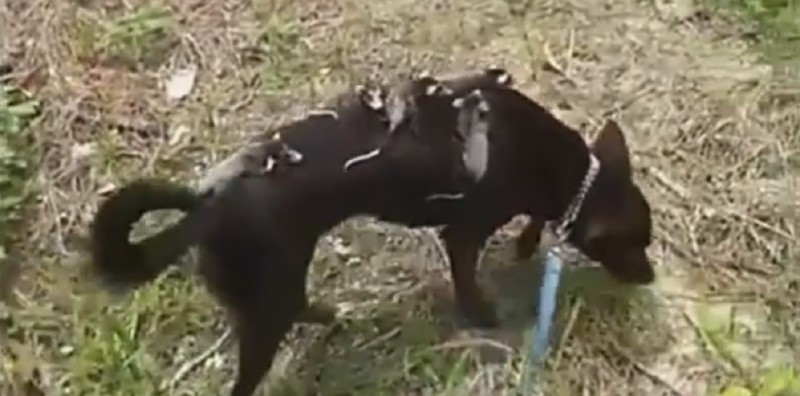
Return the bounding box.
[484,66,513,86]
[591,120,631,177]
[419,78,453,96]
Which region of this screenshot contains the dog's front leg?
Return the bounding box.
[515,215,545,260]
[440,210,514,328]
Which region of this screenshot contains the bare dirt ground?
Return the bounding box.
[1,0,798,395]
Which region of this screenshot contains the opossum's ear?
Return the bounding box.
[423,80,453,96]
[484,66,513,86]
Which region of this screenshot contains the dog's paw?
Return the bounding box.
[298,302,337,324]
[459,299,499,329]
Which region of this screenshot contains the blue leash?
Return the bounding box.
[519,154,600,394]
[530,249,564,363]
[522,247,564,395]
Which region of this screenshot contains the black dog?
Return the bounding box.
[90,68,655,394]
[374,84,655,328]
[89,75,501,396]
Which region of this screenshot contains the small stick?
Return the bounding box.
[564,29,575,74]
[542,41,566,77]
[425,228,451,279]
[552,296,583,367]
[355,328,401,350]
[162,327,233,391]
[648,167,691,200]
[430,337,515,354]
[604,341,688,396]
[724,209,793,241]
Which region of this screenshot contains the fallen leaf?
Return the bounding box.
[165,65,198,100]
[71,142,96,161]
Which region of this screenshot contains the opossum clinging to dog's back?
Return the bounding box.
[452,89,491,182]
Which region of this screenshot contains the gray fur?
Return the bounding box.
[196,143,262,197]
[196,139,303,197]
[454,89,491,182]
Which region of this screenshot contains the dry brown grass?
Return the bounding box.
[1,0,798,395]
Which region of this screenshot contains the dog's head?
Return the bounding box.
[571,120,655,284]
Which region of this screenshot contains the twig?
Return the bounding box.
[422,227,451,278]
[541,41,566,77]
[431,337,515,354]
[354,327,400,350]
[162,327,233,391]
[628,357,688,396]
[604,340,688,396]
[648,167,691,200]
[564,29,575,74]
[679,310,738,375]
[552,296,583,367]
[658,234,704,269]
[724,209,794,241]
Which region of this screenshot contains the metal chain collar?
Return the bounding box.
[551,153,601,242]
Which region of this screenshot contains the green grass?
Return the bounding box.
[255,16,314,93]
[67,275,219,396]
[0,82,40,278]
[706,1,800,393]
[714,0,800,61]
[72,5,175,70]
[695,301,800,396]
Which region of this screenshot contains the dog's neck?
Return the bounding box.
[492,88,599,224]
[550,153,600,240]
[542,126,596,222]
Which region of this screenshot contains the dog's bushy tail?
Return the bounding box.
[90,179,202,292]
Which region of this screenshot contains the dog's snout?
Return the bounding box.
[600,249,655,285]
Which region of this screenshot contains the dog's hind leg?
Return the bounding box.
[226,239,326,396]
[230,311,294,396]
[228,270,307,396]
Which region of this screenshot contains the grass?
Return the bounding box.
[715,0,800,60]
[0,84,39,244]
[1,0,798,395]
[703,2,800,394]
[72,5,175,70]
[0,80,40,299]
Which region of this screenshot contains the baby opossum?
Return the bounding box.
[452,89,491,182]
[198,83,388,197]
[196,138,303,198]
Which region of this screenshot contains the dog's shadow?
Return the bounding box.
[269,235,673,395]
[472,239,673,362]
